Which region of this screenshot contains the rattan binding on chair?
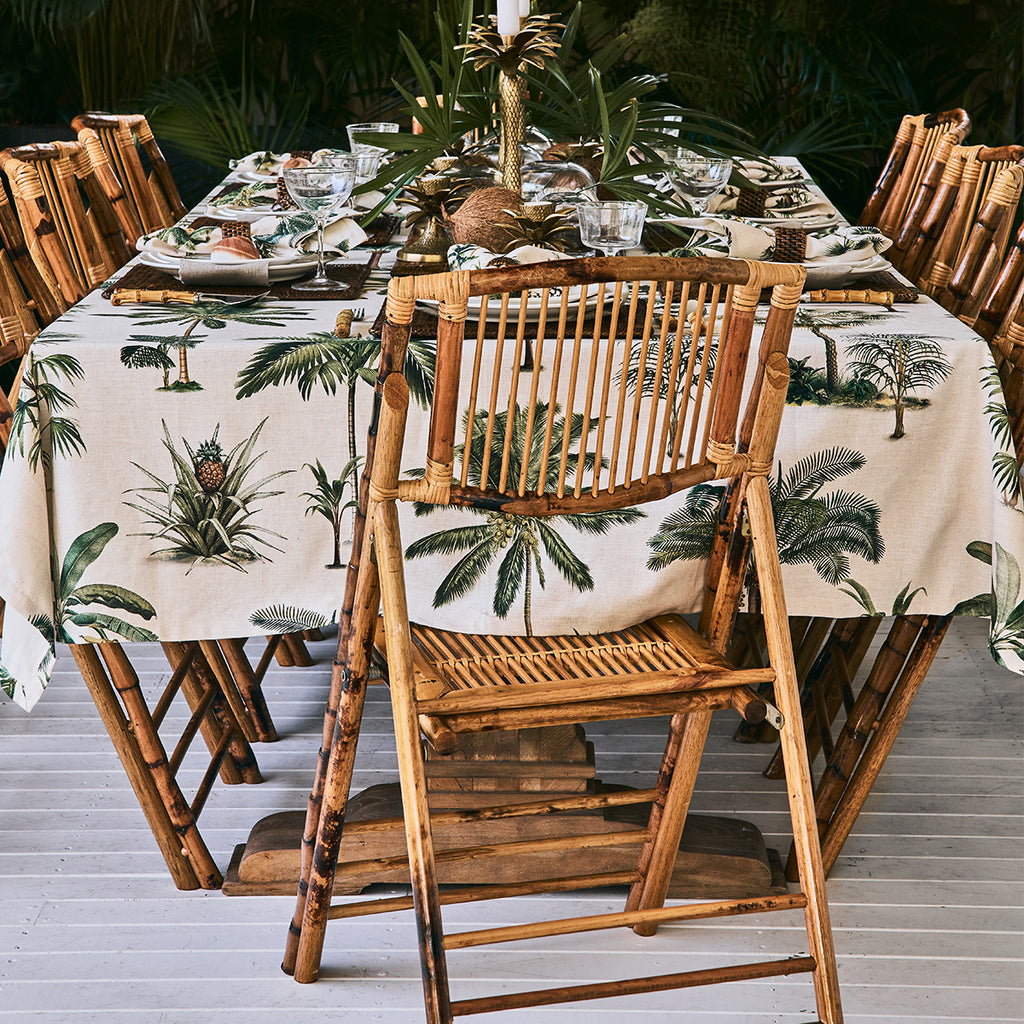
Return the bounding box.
[282,255,843,1023]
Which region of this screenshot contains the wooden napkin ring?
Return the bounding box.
[291,149,313,161]
[275,177,297,210]
[735,189,767,218]
[773,226,808,262]
[220,221,252,239]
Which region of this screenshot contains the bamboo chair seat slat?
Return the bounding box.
[285,255,844,1023]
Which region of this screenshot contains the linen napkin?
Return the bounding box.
[656,217,891,264]
[250,212,368,256]
[179,258,270,287]
[229,151,289,176]
[447,243,571,270]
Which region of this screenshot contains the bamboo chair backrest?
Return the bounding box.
[935,163,1024,323]
[0,141,133,300]
[71,112,187,233]
[990,305,1024,470]
[0,246,40,453]
[861,109,971,235]
[0,180,67,323]
[976,222,1024,343]
[74,126,145,244]
[377,255,803,547]
[917,145,1024,298]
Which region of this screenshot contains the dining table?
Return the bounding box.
[1,151,1020,893]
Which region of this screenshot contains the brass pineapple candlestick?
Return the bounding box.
[462,13,562,195]
[395,174,472,264]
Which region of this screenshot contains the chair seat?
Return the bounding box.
[381,616,778,751]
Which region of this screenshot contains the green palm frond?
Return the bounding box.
[774,446,867,502]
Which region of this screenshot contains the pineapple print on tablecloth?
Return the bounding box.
[194,431,227,493]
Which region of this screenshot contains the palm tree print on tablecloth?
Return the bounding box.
[838,579,925,617]
[406,402,645,635]
[791,307,897,394]
[125,418,289,571]
[845,334,953,439]
[647,447,883,600]
[235,332,435,464]
[981,364,1022,506]
[119,300,303,392]
[32,522,158,646]
[303,457,360,568]
[8,348,86,470]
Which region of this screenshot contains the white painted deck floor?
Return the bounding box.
[1,615,1021,1024]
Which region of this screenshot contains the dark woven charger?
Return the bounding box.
[104,252,379,302]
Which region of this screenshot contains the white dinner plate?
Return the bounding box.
[138,250,319,283]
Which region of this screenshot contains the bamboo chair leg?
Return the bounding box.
[288,552,383,980]
[625,709,711,933]
[214,638,279,743]
[71,643,202,890]
[746,476,842,1022]
[375,501,451,1024]
[809,615,950,880]
[280,632,314,667]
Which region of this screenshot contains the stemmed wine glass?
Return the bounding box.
[659,146,733,215]
[283,161,356,291]
[576,201,648,257]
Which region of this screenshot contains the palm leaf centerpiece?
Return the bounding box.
[125,418,290,571]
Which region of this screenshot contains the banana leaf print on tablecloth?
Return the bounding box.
[407,402,645,636]
[35,522,158,646]
[124,418,290,571]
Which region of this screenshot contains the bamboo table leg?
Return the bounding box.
[72,639,265,889]
[784,614,951,880]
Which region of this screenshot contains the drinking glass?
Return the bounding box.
[576,201,647,256]
[659,146,733,215]
[283,163,356,291]
[346,121,399,159]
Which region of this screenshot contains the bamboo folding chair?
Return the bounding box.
[0,246,41,454]
[894,144,1024,289]
[283,256,843,1022]
[859,108,971,239]
[71,112,187,234]
[0,141,134,302]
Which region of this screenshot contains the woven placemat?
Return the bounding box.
[104,252,379,302]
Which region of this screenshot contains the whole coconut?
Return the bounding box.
[444,186,522,251]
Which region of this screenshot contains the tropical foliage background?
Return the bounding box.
[0,0,1018,217]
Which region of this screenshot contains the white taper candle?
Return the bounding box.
[497,0,520,35]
